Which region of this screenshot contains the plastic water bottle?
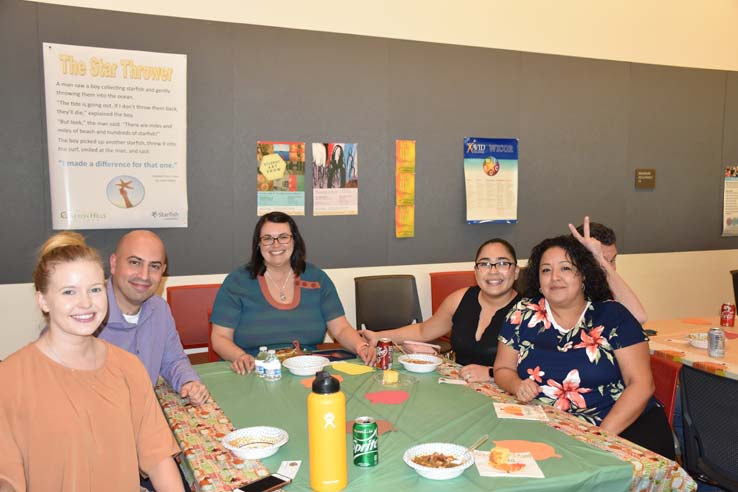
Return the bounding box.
[264,349,282,381]
[255,346,269,378]
[308,371,347,491]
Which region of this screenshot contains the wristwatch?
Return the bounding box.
[488,367,494,379]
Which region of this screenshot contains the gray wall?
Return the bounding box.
[2,0,737,284]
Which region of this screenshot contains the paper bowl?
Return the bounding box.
[403,442,474,480]
[398,354,443,373]
[689,333,708,349]
[222,426,289,460]
[282,355,331,376]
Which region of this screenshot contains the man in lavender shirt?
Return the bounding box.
[98,230,209,406]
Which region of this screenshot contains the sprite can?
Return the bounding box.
[352,416,378,467]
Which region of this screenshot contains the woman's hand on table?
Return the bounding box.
[180,380,210,406]
[514,378,541,403]
[460,364,492,383]
[359,328,380,348]
[231,353,255,375]
[356,341,376,366]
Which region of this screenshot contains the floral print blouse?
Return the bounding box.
[500,296,655,425]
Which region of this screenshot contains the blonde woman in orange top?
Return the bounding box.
[0,232,182,492]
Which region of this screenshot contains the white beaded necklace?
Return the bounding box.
[265,270,293,302]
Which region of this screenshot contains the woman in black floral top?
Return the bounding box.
[494,235,674,459]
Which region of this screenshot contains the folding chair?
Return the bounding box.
[354,274,450,353]
[679,364,738,491]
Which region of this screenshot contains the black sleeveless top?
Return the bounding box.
[450,286,521,367]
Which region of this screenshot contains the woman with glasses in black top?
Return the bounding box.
[362,238,521,383]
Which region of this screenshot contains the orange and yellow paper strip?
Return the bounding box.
[395,140,416,238]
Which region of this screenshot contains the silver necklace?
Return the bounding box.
[44,336,96,371]
[265,270,293,302]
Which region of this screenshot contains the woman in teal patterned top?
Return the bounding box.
[210,212,375,374]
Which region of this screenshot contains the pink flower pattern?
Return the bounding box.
[527,366,545,383]
[541,369,592,412]
[573,325,611,363]
[526,298,551,330]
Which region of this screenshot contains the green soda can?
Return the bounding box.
[352,416,379,467]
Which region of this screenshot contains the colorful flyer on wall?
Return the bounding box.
[723,165,738,236]
[312,143,358,216]
[395,139,416,237]
[43,43,188,229]
[463,137,518,224]
[257,141,305,216]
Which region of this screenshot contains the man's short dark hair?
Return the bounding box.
[575,222,616,246]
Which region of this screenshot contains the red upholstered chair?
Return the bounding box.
[650,354,682,428]
[166,284,221,351]
[429,271,476,314]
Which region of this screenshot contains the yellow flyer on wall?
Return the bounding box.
[257,141,305,216]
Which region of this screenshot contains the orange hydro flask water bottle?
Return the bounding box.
[308,371,347,491]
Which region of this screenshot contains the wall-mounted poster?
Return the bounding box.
[395,139,416,238]
[43,43,187,229]
[257,141,305,216]
[312,142,358,216]
[723,165,738,236]
[463,137,518,224]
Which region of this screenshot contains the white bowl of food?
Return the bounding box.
[689,332,709,349]
[403,442,474,480]
[398,354,443,373]
[282,355,331,376]
[222,426,289,460]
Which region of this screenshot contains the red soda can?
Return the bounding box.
[720,302,736,327]
[376,338,393,370]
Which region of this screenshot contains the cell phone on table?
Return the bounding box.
[236,473,292,492]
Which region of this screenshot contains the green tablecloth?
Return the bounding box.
[196,361,633,492]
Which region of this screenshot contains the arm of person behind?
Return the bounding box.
[598,342,654,435]
[160,306,208,404]
[360,288,463,348]
[493,343,541,403]
[211,324,254,375]
[327,315,376,365]
[599,261,648,324]
[568,221,647,323]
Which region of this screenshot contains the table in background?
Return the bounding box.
[156,361,696,492]
[646,317,738,379]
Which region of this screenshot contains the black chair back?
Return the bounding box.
[354,275,422,331]
[679,364,738,492]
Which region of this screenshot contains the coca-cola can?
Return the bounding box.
[720,302,736,327]
[376,338,393,370]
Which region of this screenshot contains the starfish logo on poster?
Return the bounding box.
[152,210,180,220]
[60,210,108,221]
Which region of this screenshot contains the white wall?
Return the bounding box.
[29,0,738,71]
[4,249,736,360]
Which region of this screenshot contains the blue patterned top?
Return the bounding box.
[500,296,655,425]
